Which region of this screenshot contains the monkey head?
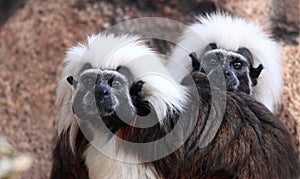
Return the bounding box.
[168,13,282,112]
[190,43,263,94]
[66,63,141,132]
[56,33,187,148]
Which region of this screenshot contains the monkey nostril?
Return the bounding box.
[95,84,111,99]
[225,71,231,76]
[96,88,110,97]
[103,89,109,96]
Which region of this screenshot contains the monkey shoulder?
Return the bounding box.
[182,72,299,178]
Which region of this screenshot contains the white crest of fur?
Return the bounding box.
[56,34,187,137]
[167,12,282,112]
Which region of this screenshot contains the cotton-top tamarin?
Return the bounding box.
[51,33,299,179]
[167,13,282,112]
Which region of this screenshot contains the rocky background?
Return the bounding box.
[0,0,299,178]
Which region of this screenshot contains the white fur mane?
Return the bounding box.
[56,33,187,137]
[167,12,282,112]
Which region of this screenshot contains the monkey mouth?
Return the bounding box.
[227,84,238,92]
[95,99,116,116]
[98,107,115,116]
[72,104,100,121]
[226,78,238,92]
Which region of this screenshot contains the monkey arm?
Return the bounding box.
[150,72,299,178]
[179,72,299,178]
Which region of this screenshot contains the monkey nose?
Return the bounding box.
[225,70,232,76]
[95,82,111,99]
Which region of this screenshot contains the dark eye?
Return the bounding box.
[111,80,122,89]
[82,76,94,87]
[209,58,217,66]
[232,61,243,70]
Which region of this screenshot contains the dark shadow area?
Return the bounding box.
[272,24,299,45]
[270,0,299,45]
[0,0,26,27]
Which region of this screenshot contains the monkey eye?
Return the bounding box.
[209,58,218,66]
[232,61,243,70]
[111,80,122,89]
[82,76,94,87]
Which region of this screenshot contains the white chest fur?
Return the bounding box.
[84,137,159,179]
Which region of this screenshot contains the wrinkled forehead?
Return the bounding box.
[80,69,125,80]
[204,49,249,63]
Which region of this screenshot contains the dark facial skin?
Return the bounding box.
[200,51,251,93]
[190,44,263,94]
[66,64,139,132]
[66,63,150,133]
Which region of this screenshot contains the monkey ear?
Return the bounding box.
[237,47,253,63]
[116,66,121,71]
[67,76,78,88]
[130,80,151,116]
[250,64,264,78]
[204,43,217,53]
[130,80,145,96]
[79,63,93,74]
[250,64,264,86]
[189,52,200,72]
[208,43,217,50]
[117,66,134,83]
[190,43,217,72]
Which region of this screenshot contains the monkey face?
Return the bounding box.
[68,64,136,129]
[190,44,264,95]
[200,50,252,93]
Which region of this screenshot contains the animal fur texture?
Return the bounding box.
[52,34,187,179]
[51,33,299,179]
[167,12,282,112]
[151,72,299,178]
